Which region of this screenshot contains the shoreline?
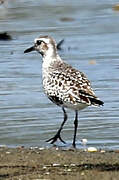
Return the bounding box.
[0,147,119,180]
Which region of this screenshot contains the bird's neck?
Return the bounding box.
[42,53,62,71]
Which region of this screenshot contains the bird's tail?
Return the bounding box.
[89,97,104,106]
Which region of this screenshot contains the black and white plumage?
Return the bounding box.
[24,35,104,148]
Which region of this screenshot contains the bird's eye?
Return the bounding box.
[36,40,42,45]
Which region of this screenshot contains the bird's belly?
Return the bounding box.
[63,102,88,111]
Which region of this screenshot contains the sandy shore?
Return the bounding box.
[0,147,119,180]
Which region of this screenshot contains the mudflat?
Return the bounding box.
[0,147,119,180]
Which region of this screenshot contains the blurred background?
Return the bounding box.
[0,0,119,149]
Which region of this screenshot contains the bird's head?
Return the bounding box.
[24,35,57,58]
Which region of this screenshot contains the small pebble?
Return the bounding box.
[30,146,38,150]
[6,151,11,154]
[100,150,106,153]
[43,166,47,169]
[81,172,85,176]
[70,163,76,167]
[39,147,44,150]
[67,168,71,172]
[87,147,97,152]
[52,163,60,167]
[57,153,61,157]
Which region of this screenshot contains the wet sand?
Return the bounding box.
[0,147,119,180]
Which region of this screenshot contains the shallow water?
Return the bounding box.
[0,0,119,149]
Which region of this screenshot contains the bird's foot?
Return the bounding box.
[72,141,77,149]
[46,132,66,144]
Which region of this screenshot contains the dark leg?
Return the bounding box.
[46,107,67,144]
[72,110,78,148]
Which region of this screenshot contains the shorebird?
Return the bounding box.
[24,35,104,148]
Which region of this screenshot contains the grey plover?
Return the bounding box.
[24,35,104,148]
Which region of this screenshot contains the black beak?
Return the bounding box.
[24,46,35,53]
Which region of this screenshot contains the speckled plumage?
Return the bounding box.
[24,35,104,148]
[43,60,100,110]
